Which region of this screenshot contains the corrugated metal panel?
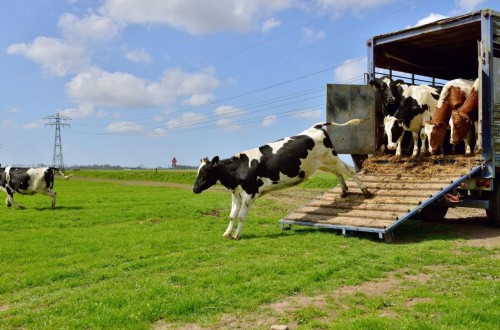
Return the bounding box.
[493,17,500,43]
[326,84,376,154]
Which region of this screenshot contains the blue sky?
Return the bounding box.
[0,0,496,168]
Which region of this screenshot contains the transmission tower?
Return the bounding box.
[45,112,71,169]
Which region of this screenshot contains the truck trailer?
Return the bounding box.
[279,9,500,241]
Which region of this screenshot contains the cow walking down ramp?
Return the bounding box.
[0,167,71,209]
[193,119,373,240]
[280,156,482,241]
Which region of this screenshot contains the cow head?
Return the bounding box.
[193,156,220,194]
[450,111,473,145]
[424,120,447,155]
[370,76,401,115]
[383,116,404,151]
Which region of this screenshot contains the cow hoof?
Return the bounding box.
[7,204,11,208]
[340,191,347,198]
[232,235,241,240]
[223,233,232,239]
[364,190,374,198]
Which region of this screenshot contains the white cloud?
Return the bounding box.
[216,118,242,132]
[302,27,325,43]
[99,0,293,35]
[106,121,144,133]
[7,37,89,76]
[124,48,152,63]
[414,13,448,27]
[65,67,174,108]
[214,105,245,131]
[1,119,18,129]
[167,112,208,129]
[290,109,322,119]
[214,105,245,118]
[315,0,397,17]
[183,93,215,106]
[66,66,219,109]
[23,120,45,129]
[334,58,367,83]
[262,115,277,127]
[59,103,106,119]
[106,121,167,137]
[58,12,121,43]
[160,66,219,95]
[261,18,281,34]
[455,0,485,12]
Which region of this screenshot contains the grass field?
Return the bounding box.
[0,170,499,329]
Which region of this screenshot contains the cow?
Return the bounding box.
[0,166,71,209]
[384,83,440,156]
[369,76,405,152]
[192,119,373,240]
[423,79,474,155]
[450,78,480,155]
[369,75,405,116]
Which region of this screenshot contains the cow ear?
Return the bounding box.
[394,79,405,86]
[211,156,219,167]
[369,79,380,89]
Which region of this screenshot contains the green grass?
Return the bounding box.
[0,172,499,329]
[68,169,197,185]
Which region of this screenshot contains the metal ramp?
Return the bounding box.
[279,160,482,241]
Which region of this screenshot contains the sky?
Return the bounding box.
[0,0,497,168]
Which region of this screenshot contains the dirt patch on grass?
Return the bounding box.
[157,270,436,330]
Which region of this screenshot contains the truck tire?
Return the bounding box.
[486,182,500,227]
[420,205,449,221]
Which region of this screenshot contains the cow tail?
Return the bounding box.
[316,118,369,128]
[50,167,72,180]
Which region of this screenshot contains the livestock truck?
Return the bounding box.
[279,9,500,241]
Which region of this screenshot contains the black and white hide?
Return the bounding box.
[192,119,373,240]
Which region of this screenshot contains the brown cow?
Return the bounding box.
[450,78,480,155]
[424,79,474,155]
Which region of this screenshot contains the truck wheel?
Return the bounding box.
[420,205,449,221]
[486,183,500,227]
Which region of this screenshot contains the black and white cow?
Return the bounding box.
[369,75,406,152]
[192,119,373,240]
[384,83,440,156]
[369,75,405,116]
[0,166,71,209]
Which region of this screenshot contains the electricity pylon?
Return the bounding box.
[45,112,71,169]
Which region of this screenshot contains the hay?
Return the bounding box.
[361,154,483,178]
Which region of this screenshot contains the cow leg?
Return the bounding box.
[224,193,241,238]
[411,131,420,157]
[474,121,482,154]
[336,174,348,197]
[419,128,428,155]
[39,188,57,209]
[322,162,372,198]
[464,130,473,155]
[6,194,24,209]
[233,196,255,240]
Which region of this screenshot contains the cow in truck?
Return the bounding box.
[383,82,440,156]
[424,78,475,155]
[450,78,481,155]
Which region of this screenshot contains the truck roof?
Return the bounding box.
[370,9,497,80]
